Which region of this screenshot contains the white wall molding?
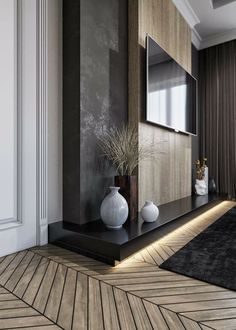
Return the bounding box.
[0,0,38,255]
[191,28,202,50]
[172,0,236,50]
[37,0,48,245]
[0,0,23,226]
[200,27,236,49]
[172,0,200,29]
[16,0,23,224]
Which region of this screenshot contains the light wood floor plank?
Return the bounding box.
[136,285,225,298]
[0,254,17,276]
[95,270,173,281]
[118,279,207,292]
[88,278,104,330]
[72,272,88,330]
[160,307,185,330]
[200,325,215,330]
[0,251,27,286]
[202,319,236,330]
[0,257,5,265]
[179,315,203,330]
[165,298,236,313]
[0,315,52,329]
[113,288,136,330]
[139,249,156,264]
[143,301,169,330]
[23,257,49,305]
[146,245,164,265]
[0,300,27,309]
[154,243,174,258]
[104,274,190,286]
[102,265,161,274]
[33,260,58,313]
[0,293,16,301]
[13,254,42,298]
[4,251,34,292]
[0,307,39,319]
[0,287,7,294]
[57,268,77,330]
[14,327,60,330]
[127,293,152,329]
[100,282,120,330]
[183,307,236,322]
[148,290,236,305]
[44,263,67,323]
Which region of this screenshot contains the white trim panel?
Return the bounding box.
[37,0,48,245]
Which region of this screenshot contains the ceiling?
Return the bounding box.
[172,0,236,49]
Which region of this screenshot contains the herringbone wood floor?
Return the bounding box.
[0,201,235,329]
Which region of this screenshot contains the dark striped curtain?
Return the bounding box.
[199,40,236,198]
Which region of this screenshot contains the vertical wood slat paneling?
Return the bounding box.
[128,0,192,209]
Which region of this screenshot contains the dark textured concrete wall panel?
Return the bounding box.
[63,1,81,224]
[63,0,128,224]
[80,0,128,224]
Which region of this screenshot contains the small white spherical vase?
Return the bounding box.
[141,201,159,222]
[100,187,128,230]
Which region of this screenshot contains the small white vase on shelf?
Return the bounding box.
[141,201,159,222]
[195,179,208,196]
[100,187,128,230]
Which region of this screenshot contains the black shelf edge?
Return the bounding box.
[49,194,223,265]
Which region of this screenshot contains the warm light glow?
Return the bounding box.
[159,201,233,244]
[115,201,235,267]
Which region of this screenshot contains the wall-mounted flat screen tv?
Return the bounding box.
[146,35,197,135]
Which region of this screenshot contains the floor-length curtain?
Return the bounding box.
[199,40,236,198]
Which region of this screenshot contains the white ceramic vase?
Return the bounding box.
[100,187,128,230]
[141,201,159,222]
[204,166,209,192]
[195,179,208,196]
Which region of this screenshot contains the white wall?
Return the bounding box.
[0,0,38,256]
[47,0,63,224]
[0,0,63,229]
[0,0,16,221]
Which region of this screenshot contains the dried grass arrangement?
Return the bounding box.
[195,158,207,180]
[98,124,154,176]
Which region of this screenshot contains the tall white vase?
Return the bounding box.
[195,179,207,196]
[204,166,208,192]
[100,187,128,230]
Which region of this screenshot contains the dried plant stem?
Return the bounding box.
[98,124,155,176]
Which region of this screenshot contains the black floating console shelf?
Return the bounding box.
[49,194,222,265]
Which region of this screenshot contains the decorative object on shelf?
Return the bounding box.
[98,123,155,221]
[203,158,208,192]
[141,201,159,222]
[195,179,208,196]
[194,158,208,196]
[100,187,128,230]
[209,177,217,193]
[114,175,138,222]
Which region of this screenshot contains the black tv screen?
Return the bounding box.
[146,35,197,135]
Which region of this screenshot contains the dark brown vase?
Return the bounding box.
[114,175,138,222]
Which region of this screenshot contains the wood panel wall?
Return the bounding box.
[129,0,192,209]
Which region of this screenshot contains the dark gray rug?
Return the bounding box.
[160,206,236,291]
